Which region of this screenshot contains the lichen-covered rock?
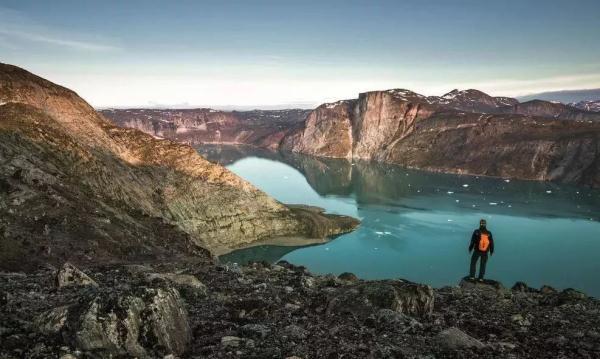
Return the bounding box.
[35,287,190,357]
[35,305,70,335]
[56,263,98,288]
[436,327,485,350]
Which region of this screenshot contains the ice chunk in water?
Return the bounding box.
[489,202,498,206]
[462,184,469,187]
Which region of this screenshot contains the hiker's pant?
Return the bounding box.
[470,251,488,279]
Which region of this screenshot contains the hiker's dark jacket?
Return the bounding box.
[469,229,494,254]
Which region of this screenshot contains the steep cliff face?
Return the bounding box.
[351,91,436,160]
[384,112,600,187]
[285,90,600,187]
[282,100,355,158]
[0,64,357,270]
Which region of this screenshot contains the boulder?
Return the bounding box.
[459,277,511,297]
[56,263,98,288]
[326,280,434,318]
[221,336,243,348]
[436,327,485,350]
[36,287,190,357]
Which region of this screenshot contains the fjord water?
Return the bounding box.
[199,146,600,297]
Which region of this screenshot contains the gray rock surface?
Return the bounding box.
[55,263,98,288]
[436,327,485,350]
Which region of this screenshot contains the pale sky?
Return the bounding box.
[1,0,599,109]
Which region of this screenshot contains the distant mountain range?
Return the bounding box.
[517,88,600,103]
[103,88,600,188]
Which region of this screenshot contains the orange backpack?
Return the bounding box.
[479,233,490,252]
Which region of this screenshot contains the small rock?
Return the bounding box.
[510,314,531,326]
[540,285,557,294]
[284,286,294,293]
[240,324,271,339]
[338,272,359,282]
[512,281,532,292]
[301,276,315,289]
[283,325,308,340]
[436,327,485,350]
[272,265,285,272]
[285,303,301,311]
[221,336,243,348]
[56,262,98,288]
[497,342,517,351]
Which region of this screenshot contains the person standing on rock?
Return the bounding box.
[468,219,494,281]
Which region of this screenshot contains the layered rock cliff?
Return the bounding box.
[102,108,309,149]
[0,64,357,270]
[283,90,600,187]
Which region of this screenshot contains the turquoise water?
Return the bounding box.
[200,146,600,297]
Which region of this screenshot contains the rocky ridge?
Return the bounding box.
[1,261,598,358]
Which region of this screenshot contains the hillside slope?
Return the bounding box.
[0,64,357,270]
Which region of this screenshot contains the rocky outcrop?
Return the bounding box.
[2,261,599,358]
[0,63,358,270]
[35,266,191,358]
